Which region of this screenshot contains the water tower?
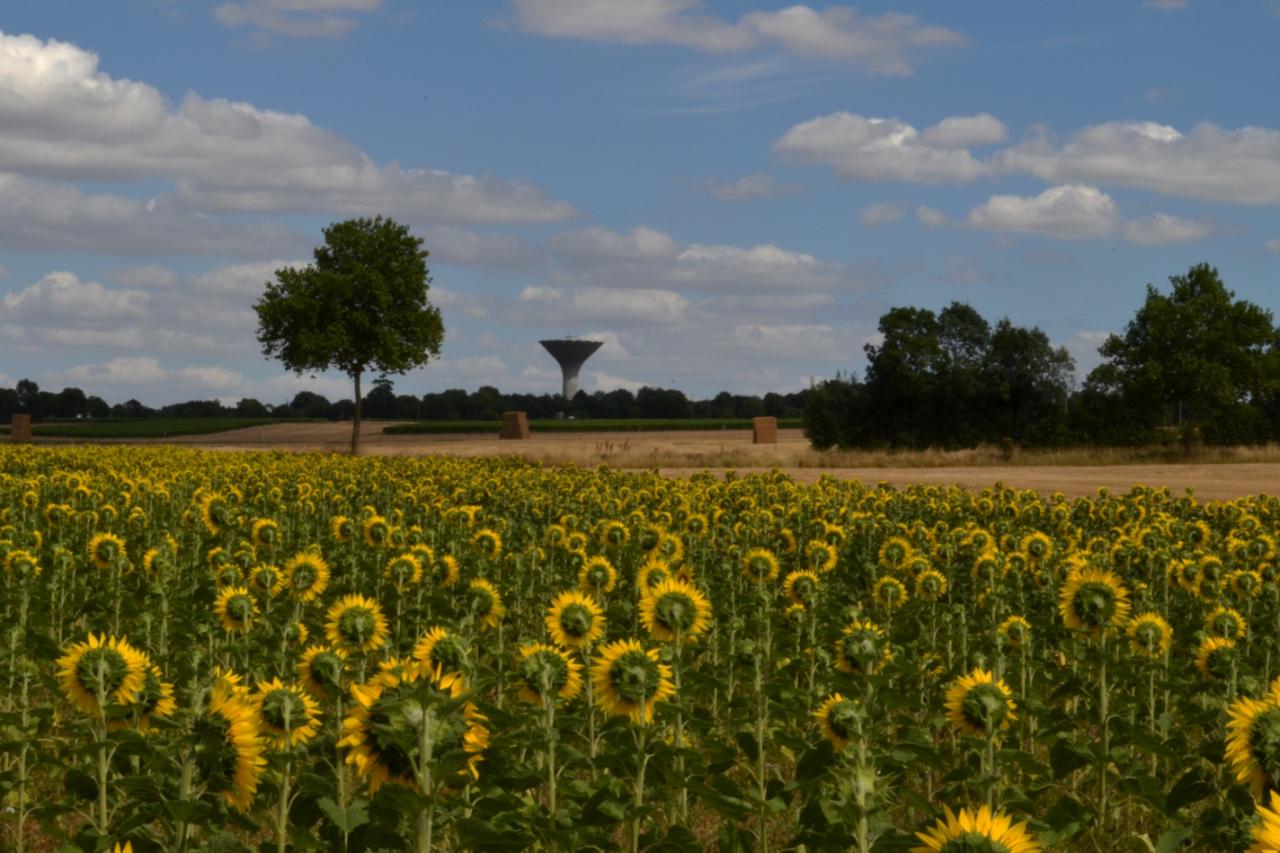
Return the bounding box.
[540,338,603,400]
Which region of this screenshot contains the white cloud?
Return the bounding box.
[547,225,850,293]
[114,265,177,290]
[774,112,995,183]
[998,120,1280,205]
[966,185,1118,239]
[1143,0,1187,9]
[0,174,303,256]
[698,172,797,201]
[511,1,964,74]
[1266,238,1280,254]
[920,113,1008,148]
[214,0,381,39]
[0,32,574,223]
[588,370,645,393]
[0,265,9,281]
[54,357,243,390]
[1122,213,1213,245]
[519,285,690,323]
[421,226,544,270]
[916,205,948,226]
[861,203,905,225]
[3,271,148,326]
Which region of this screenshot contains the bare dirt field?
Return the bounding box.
[37,421,1279,501]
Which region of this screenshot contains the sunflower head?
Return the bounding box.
[1196,636,1238,680]
[4,548,41,581]
[298,645,349,700]
[1227,695,1280,798]
[805,540,838,573]
[590,639,676,724]
[253,678,322,749]
[814,693,861,750]
[465,578,505,630]
[873,576,908,609]
[330,515,355,543]
[1126,612,1173,659]
[516,643,583,705]
[191,681,266,811]
[546,591,606,649]
[1058,568,1131,637]
[412,626,470,676]
[88,532,127,571]
[835,620,892,676]
[915,569,948,601]
[470,528,503,560]
[1206,606,1248,641]
[912,805,1041,853]
[877,536,914,571]
[385,552,423,591]
[782,570,821,608]
[250,518,279,549]
[998,616,1032,649]
[57,633,148,717]
[285,551,330,602]
[215,586,259,634]
[361,515,391,548]
[742,548,780,584]
[325,594,389,654]
[944,668,1017,737]
[639,578,712,644]
[340,664,488,794]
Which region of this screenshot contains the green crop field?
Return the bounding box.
[1,417,285,439]
[382,417,802,435]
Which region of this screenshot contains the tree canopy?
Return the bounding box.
[255,216,443,452]
[1096,263,1279,453]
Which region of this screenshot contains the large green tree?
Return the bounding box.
[1098,262,1278,454]
[255,216,443,453]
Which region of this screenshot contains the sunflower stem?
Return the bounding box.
[630,717,649,853]
[1097,632,1109,830]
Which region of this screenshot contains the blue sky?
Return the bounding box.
[1,0,1277,405]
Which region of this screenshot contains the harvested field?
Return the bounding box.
[27,421,1280,501]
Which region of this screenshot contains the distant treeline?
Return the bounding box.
[0,378,808,424]
[805,266,1280,450]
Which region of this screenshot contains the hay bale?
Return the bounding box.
[752,416,778,444]
[499,411,531,440]
[10,414,32,442]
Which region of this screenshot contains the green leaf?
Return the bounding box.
[1166,769,1213,814]
[1155,827,1193,853]
[316,795,370,834]
[1049,738,1091,780]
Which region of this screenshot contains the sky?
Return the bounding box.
[0,0,1278,406]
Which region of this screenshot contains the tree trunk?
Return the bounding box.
[1182,402,1195,458]
[351,369,363,455]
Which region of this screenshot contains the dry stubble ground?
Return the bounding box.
[32,421,1280,501]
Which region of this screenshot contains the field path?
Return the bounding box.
[34,421,1279,500]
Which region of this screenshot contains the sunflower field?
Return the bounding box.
[3,446,1280,852]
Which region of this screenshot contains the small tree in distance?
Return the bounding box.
[255,216,443,454]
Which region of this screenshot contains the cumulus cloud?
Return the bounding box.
[916,205,948,226]
[518,285,690,323]
[420,226,544,270]
[1122,213,1213,245]
[697,172,798,201]
[774,112,998,183]
[214,0,381,39]
[53,357,243,390]
[546,225,850,293]
[966,184,1119,239]
[861,203,905,225]
[1266,238,1280,254]
[510,1,964,74]
[998,120,1280,205]
[3,271,148,326]
[0,31,573,223]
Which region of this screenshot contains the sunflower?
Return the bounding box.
[4,548,41,581]
[912,805,1041,853]
[516,643,584,705]
[284,621,308,648]
[384,552,423,591]
[805,540,838,573]
[579,555,618,595]
[998,615,1032,648]
[944,668,1017,737]
[325,594,389,654]
[253,678,322,748]
[88,532,127,570]
[215,586,259,634]
[112,843,132,853]
[1227,694,1280,798]
[878,536,914,572]
[814,693,860,750]
[128,664,177,730]
[741,548,780,584]
[57,633,148,717]
[199,493,232,536]
[1058,568,1131,636]
[250,564,283,597]
[1232,570,1264,600]
[873,576,908,609]
[1206,606,1248,640]
[250,518,280,550]
[412,626,469,676]
[141,545,172,576]
[636,557,671,593]
[192,681,266,811]
[432,553,460,588]
[340,664,488,794]
[915,569,948,601]
[1123,612,1172,660]
[465,578,505,630]
[639,578,713,644]
[471,527,503,560]
[361,514,391,548]
[1248,790,1280,852]
[656,532,685,565]
[284,551,330,602]
[298,645,348,700]
[1020,531,1054,562]
[590,639,676,724]
[1195,636,1238,679]
[330,515,355,543]
[835,620,892,676]
[783,570,821,608]
[545,590,606,649]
